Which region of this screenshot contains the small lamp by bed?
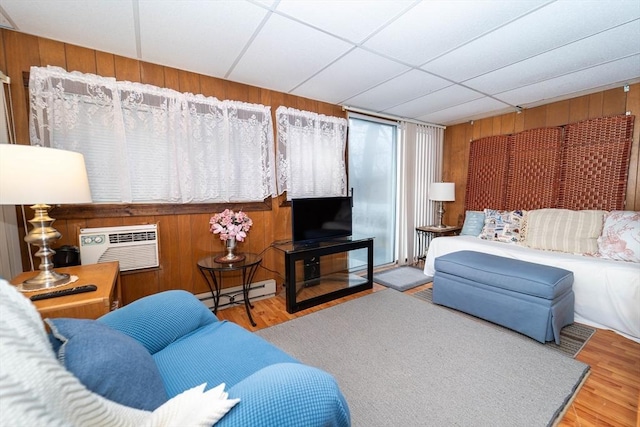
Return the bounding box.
[429,182,455,228]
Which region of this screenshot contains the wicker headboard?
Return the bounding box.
[464,135,509,211]
[464,115,635,212]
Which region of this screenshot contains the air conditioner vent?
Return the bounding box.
[80,224,159,271]
[108,231,157,244]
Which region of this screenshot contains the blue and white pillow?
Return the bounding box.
[479,209,526,243]
[460,211,485,236]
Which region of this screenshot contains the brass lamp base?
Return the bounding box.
[21,270,70,291]
[21,203,70,291]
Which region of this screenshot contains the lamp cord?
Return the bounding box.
[19,206,35,271]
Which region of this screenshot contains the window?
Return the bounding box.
[29,66,276,204]
[275,106,347,200]
[348,115,397,266]
[347,112,445,266]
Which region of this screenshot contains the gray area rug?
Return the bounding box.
[257,289,590,427]
[373,265,432,291]
[413,288,596,358]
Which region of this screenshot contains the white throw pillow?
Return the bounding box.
[524,209,606,254]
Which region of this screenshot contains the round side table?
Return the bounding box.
[197,253,262,326]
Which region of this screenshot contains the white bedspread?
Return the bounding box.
[424,236,640,343]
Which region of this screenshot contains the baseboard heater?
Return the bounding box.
[196,279,276,311]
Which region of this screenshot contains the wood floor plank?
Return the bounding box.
[215,283,640,426]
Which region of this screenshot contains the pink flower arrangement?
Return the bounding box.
[209,209,253,242]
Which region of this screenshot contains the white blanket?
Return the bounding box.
[424,236,640,343]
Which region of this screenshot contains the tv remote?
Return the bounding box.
[30,284,98,301]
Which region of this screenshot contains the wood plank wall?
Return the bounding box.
[4,28,639,304]
[1,29,344,304]
[442,84,640,226]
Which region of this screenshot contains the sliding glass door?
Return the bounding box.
[348,115,397,266]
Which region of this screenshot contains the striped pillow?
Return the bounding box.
[524,209,606,254]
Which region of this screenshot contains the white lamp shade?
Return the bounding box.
[429,182,455,202]
[0,144,92,205]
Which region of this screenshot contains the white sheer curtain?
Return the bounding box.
[396,122,444,265]
[275,106,347,199]
[29,66,276,203]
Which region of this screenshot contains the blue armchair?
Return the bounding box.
[0,278,350,426]
[98,290,350,426]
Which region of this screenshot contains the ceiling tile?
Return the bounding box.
[228,12,352,93]
[292,48,409,104]
[275,0,414,43]
[343,69,451,112]
[252,0,279,7]
[384,84,485,118]
[466,21,640,95]
[139,0,268,78]
[495,54,640,107]
[418,97,513,126]
[363,0,549,66]
[1,0,138,59]
[2,0,639,125]
[422,0,640,82]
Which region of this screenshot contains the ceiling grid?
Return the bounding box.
[0,0,638,125]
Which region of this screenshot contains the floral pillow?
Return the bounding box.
[597,211,640,262]
[479,209,525,244]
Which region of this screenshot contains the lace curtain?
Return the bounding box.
[275,106,347,199]
[29,66,276,203]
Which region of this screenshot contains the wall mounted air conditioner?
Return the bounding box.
[79,224,159,271]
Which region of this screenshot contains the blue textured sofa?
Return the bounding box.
[96,289,351,426]
[0,279,351,426]
[433,251,575,344]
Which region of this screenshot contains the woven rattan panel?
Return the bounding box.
[558,115,634,210]
[465,135,509,211]
[505,128,563,210]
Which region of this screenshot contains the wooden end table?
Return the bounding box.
[11,261,121,320]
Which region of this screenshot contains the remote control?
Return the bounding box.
[30,284,98,301]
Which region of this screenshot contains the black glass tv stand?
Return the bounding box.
[274,236,374,313]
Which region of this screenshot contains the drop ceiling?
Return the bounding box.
[1,0,639,126]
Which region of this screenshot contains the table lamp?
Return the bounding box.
[429,182,455,228]
[0,144,92,290]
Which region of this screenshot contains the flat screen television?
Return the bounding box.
[291,196,353,244]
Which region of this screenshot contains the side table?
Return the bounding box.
[11,261,121,319]
[415,225,462,261]
[197,253,262,327]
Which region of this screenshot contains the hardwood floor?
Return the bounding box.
[216,282,640,427]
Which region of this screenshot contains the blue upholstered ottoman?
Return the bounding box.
[433,250,574,344]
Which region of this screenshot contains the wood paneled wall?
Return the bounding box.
[1,29,344,304]
[442,84,640,226]
[4,28,639,304]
